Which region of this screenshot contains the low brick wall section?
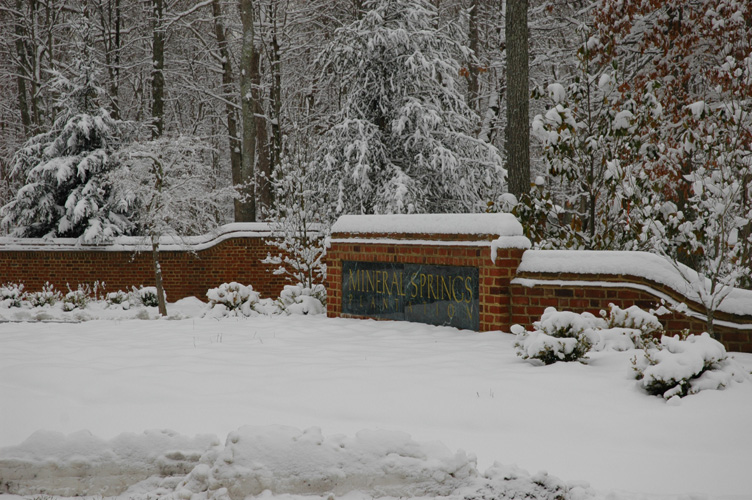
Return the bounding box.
[0,224,286,300]
[511,250,752,352]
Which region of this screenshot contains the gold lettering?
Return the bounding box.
[464,277,473,303]
[452,276,463,302]
[366,270,375,292]
[447,302,455,320]
[464,302,473,319]
[370,297,376,308]
[391,272,401,296]
[348,269,359,292]
[382,297,389,309]
[419,273,427,298]
[375,271,382,294]
[382,271,392,295]
[394,297,400,309]
[440,275,451,300]
[427,274,435,299]
[410,273,419,298]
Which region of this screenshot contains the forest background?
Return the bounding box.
[0,0,751,315]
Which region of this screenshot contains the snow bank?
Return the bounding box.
[331,213,524,237]
[516,250,752,316]
[176,426,476,500]
[0,429,219,496]
[0,426,594,500]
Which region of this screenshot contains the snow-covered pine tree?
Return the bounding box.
[315,0,504,215]
[0,12,132,242]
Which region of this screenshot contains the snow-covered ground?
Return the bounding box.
[1,298,751,500]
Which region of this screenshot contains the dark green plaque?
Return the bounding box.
[342,261,479,330]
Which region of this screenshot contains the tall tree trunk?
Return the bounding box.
[151,0,164,138]
[505,0,530,199]
[252,51,272,218]
[13,0,31,136]
[151,234,167,316]
[211,0,242,202]
[237,0,257,221]
[467,0,480,114]
[268,1,282,182]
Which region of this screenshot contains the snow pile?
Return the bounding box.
[0,429,219,497]
[203,283,325,318]
[174,426,476,500]
[0,426,594,500]
[633,332,747,400]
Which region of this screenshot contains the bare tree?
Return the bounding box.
[506,0,530,199]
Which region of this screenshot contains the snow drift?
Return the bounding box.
[0,426,592,500]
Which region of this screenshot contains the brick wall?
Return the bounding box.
[0,224,287,300]
[510,274,752,353]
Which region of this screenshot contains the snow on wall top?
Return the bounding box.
[0,223,275,252]
[331,213,524,237]
[517,250,752,317]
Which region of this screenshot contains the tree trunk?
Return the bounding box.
[151,0,165,138]
[252,50,272,218]
[505,0,530,199]
[467,0,480,114]
[13,0,31,136]
[151,234,167,316]
[237,0,257,221]
[211,0,243,204]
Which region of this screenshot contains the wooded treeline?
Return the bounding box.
[0,0,750,307]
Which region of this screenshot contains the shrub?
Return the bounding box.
[133,286,161,307]
[632,332,745,399]
[276,284,326,315]
[513,307,597,365]
[105,290,130,309]
[600,303,664,349]
[27,282,62,308]
[62,284,93,311]
[1,283,25,308]
[205,282,263,317]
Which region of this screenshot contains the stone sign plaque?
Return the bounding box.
[342,261,479,330]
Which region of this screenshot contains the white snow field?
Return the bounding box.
[1,298,752,500]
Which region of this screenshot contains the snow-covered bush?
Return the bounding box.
[62,285,92,312]
[632,332,746,399]
[1,283,25,308]
[26,283,62,308]
[205,282,262,317]
[105,291,130,309]
[593,303,666,351]
[276,284,326,316]
[133,286,161,308]
[513,308,597,364]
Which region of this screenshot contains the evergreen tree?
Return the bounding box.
[1,14,132,242]
[315,0,504,215]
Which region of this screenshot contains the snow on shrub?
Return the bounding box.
[105,291,130,309]
[592,303,666,351]
[276,284,326,315]
[632,332,746,399]
[204,283,327,318]
[0,283,25,308]
[26,282,62,308]
[512,307,598,364]
[133,286,161,307]
[205,282,265,317]
[62,286,91,312]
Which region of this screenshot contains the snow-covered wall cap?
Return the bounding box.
[0,222,274,252]
[331,213,525,237]
[517,250,752,317]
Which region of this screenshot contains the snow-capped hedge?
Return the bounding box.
[204,283,326,318]
[632,332,746,400]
